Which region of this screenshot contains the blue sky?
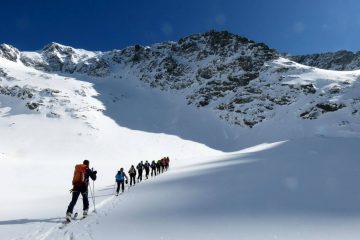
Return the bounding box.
[1,0,359,54]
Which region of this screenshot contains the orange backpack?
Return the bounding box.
[72,164,87,187]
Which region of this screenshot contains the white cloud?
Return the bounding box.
[293,21,305,34]
[161,23,173,37]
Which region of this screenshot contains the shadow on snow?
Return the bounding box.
[126,137,360,219]
[0,218,62,225]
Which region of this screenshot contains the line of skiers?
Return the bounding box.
[115,157,170,195]
[65,157,171,222]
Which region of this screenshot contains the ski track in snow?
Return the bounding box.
[30,179,164,240]
[25,189,125,240]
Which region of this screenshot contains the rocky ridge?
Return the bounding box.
[291,50,360,71]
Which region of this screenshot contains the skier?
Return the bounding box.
[137,161,144,182]
[66,160,97,222]
[144,160,150,179]
[161,157,166,173]
[128,165,136,186]
[150,160,157,177]
[165,157,170,171]
[115,168,129,195]
[156,160,161,174]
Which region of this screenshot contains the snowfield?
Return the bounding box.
[1,34,360,239]
[2,138,360,240]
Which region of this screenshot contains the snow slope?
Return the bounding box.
[2,137,360,240]
[1,31,360,239]
[64,137,360,240]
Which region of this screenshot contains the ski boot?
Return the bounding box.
[65,212,72,222]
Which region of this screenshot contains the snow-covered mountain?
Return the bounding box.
[1,31,360,240]
[1,31,359,132]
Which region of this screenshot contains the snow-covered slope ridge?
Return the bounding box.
[0,55,104,121]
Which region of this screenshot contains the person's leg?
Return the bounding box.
[66,191,80,214]
[116,181,120,194]
[81,190,89,211]
[121,181,125,192]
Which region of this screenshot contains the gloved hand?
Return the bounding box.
[125,180,128,184]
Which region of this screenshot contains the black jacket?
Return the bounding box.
[137,163,144,171]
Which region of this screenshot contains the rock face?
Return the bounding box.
[1,31,359,128]
[112,31,278,118]
[0,44,20,62]
[291,50,360,70]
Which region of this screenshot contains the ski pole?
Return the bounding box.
[89,180,96,213]
[90,168,97,213]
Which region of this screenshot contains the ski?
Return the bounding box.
[59,212,86,229]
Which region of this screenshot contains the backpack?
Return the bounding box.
[72,164,87,187]
[129,168,136,175]
[137,163,143,170]
[116,171,124,181]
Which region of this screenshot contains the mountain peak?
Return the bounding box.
[41,42,75,54]
[181,30,271,48]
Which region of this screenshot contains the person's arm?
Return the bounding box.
[88,168,97,181]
